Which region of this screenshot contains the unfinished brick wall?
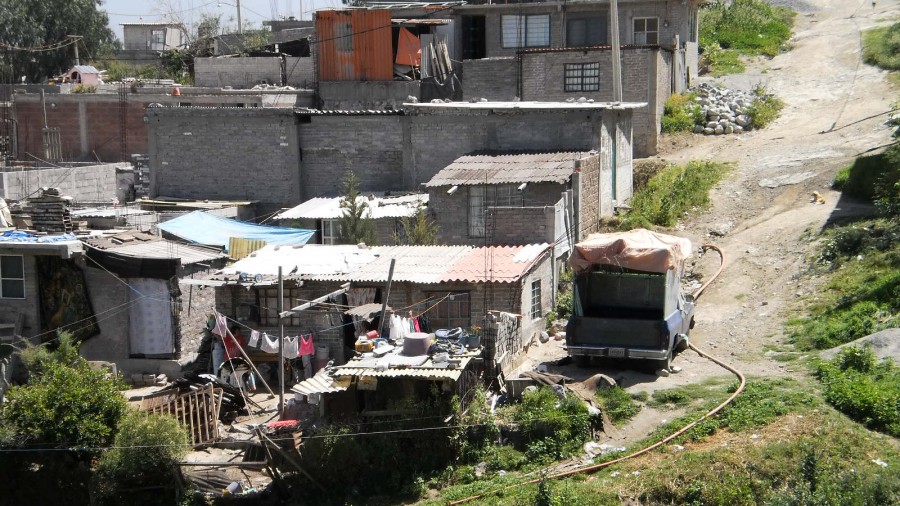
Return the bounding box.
[194,57,284,88]
[147,107,301,215]
[487,206,555,246]
[519,47,662,157]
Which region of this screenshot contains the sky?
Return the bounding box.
[101,0,344,39]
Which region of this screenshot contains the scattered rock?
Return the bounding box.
[655,368,670,377]
[670,365,682,374]
[692,83,761,136]
[708,221,734,237]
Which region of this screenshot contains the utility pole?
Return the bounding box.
[67,35,82,66]
[609,0,623,102]
[237,0,243,34]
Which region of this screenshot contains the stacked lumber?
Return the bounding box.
[25,188,73,233]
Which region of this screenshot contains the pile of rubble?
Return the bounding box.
[25,187,74,233]
[691,83,756,135]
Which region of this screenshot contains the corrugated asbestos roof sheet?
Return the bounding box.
[291,371,352,395]
[275,193,428,220]
[82,233,227,265]
[424,151,595,187]
[294,108,404,116]
[71,207,153,218]
[208,243,550,284]
[443,244,550,283]
[220,244,379,277]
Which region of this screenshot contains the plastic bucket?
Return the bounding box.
[315,345,330,360]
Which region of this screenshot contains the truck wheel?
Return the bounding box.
[574,355,591,368]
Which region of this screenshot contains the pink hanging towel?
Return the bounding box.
[299,334,315,356]
[212,312,228,337]
[413,317,421,332]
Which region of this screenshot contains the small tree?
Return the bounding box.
[393,200,440,246]
[338,171,377,245]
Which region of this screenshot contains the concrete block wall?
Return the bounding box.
[0,163,120,202]
[318,81,421,110]
[286,57,315,89]
[430,181,567,245]
[407,111,598,186]
[194,57,284,88]
[462,58,518,101]
[298,115,405,199]
[487,206,555,245]
[79,263,131,364]
[578,152,601,239]
[148,107,301,215]
[517,253,553,347]
[519,48,660,157]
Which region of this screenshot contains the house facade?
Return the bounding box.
[121,23,185,51]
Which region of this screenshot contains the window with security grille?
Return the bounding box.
[0,255,24,299]
[564,62,600,92]
[531,280,542,320]
[468,184,521,238]
[633,17,659,44]
[257,288,302,326]
[424,291,471,329]
[501,14,551,48]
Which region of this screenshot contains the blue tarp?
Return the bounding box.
[0,231,78,243]
[157,211,314,252]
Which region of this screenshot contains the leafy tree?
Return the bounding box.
[338,171,377,245]
[92,410,190,505]
[394,199,440,245]
[0,0,115,83]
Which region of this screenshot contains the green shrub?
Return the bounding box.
[817,346,900,436]
[745,84,784,129]
[862,23,900,71]
[661,93,701,133]
[595,387,642,424]
[18,331,82,378]
[700,0,795,57]
[702,42,746,76]
[513,387,591,462]
[618,160,730,230]
[91,410,190,505]
[2,359,127,449]
[71,84,97,93]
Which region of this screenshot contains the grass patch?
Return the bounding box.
[595,387,642,425]
[862,22,900,71]
[617,160,730,230]
[816,346,900,436]
[745,84,784,129]
[660,92,704,133]
[789,219,900,350]
[833,143,900,210]
[699,0,795,75]
[511,387,593,463]
[646,377,734,410]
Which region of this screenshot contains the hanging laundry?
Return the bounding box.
[249,330,261,348]
[261,333,280,354]
[299,334,315,356]
[283,336,299,359]
[413,317,421,333]
[212,312,228,337]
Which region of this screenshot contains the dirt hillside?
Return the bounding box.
[526,0,898,445]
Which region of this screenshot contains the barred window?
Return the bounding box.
[531,280,542,320]
[0,255,25,299]
[468,184,521,238]
[257,288,302,326]
[564,62,600,92]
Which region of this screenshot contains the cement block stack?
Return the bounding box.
[25,187,73,233]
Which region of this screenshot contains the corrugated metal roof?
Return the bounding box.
[220,243,379,277]
[71,207,153,218]
[71,65,101,75]
[294,108,404,116]
[83,233,227,265]
[443,244,550,283]
[405,100,648,111]
[332,354,475,381]
[425,151,594,187]
[316,10,394,81]
[275,193,428,220]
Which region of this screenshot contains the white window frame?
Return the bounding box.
[633,17,659,45]
[501,14,551,49]
[150,29,166,50]
[0,255,25,299]
[468,184,521,238]
[531,280,542,320]
[321,219,341,245]
[564,62,600,92]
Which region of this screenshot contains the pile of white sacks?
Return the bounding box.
[691,83,756,135]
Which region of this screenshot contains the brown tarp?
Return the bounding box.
[569,229,691,274]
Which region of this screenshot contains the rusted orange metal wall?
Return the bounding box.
[316,10,394,81]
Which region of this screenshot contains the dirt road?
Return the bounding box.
[526,0,898,444]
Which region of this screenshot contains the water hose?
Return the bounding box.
[449,244,738,505]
